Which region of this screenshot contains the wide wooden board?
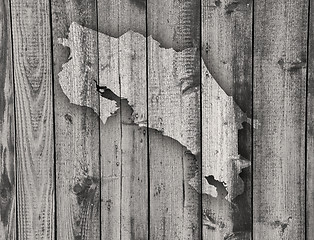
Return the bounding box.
[147,0,202,238]
[51,0,101,239]
[253,0,308,239]
[97,0,148,239]
[201,0,253,239]
[10,0,55,238]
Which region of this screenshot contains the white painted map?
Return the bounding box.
[58,22,252,201]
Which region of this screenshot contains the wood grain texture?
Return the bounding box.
[201,0,253,239]
[97,0,199,52]
[97,2,121,238]
[118,34,148,240]
[202,0,253,103]
[253,0,308,239]
[100,108,147,240]
[147,0,201,238]
[0,0,16,239]
[97,0,148,239]
[148,129,200,240]
[307,0,314,238]
[10,0,55,238]
[100,112,121,239]
[51,0,101,239]
[201,63,250,240]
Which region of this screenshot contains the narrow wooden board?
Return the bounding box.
[147,0,201,238]
[118,35,148,239]
[201,0,253,239]
[253,1,308,239]
[97,0,148,239]
[307,0,314,238]
[0,0,16,239]
[10,0,55,238]
[50,0,101,239]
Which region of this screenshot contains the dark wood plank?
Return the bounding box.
[50,0,101,239]
[0,0,16,238]
[307,0,314,238]
[253,1,308,239]
[10,0,55,238]
[97,0,148,239]
[147,0,201,238]
[201,0,253,239]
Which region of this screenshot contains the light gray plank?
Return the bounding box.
[201,0,253,239]
[10,0,55,238]
[147,0,201,238]
[253,0,308,239]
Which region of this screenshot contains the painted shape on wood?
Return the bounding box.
[59,23,200,158]
[116,3,148,238]
[97,0,148,236]
[253,0,308,239]
[200,60,251,240]
[148,129,200,239]
[10,0,55,238]
[202,0,252,106]
[58,21,256,239]
[50,0,101,238]
[58,22,202,239]
[199,60,249,201]
[58,7,148,238]
[201,0,253,239]
[0,0,15,239]
[97,0,199,52]
[147,0,202,238]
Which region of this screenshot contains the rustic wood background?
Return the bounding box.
[0,0,311,239]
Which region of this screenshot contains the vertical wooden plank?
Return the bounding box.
[97,3,120,239]
[201,0,252,239]
[118,34,148,239]
[147,0,201,239]
[100,110,121,240]
[51,0,100,239]
[308,1,314,239]
[202,0,253,108]
[253,1,308,239]
[97,0,148,239]
[0,0,16,239]
[10,0,55,238]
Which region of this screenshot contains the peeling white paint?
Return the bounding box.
[58,22,251,200]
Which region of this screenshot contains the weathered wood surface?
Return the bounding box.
[97,0,148,239]
[117,36,148,240]
[0,0,15,239]
[51,0,101,239]
[10,0,55,238]
[2,0,314,239]
[253,0,308,239]
[147,0,201,238]
[308,1,314,238]
[201,0,252,239]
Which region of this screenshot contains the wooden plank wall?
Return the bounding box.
[0,0,313,239]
